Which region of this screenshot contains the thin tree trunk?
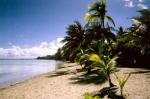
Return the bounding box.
[108,74,114,87]
[87,66,92,74]
[121,88,123,96]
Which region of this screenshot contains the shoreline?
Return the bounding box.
[0,59,62,89]
[0,62,150,99]
[0,62,77,90]
[0,61,65,90]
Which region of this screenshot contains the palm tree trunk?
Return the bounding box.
[108,74,114,87]
[102,18,105,28]
[108,76,111,87]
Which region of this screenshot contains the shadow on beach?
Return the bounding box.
[45,71,68,78]
[131,70,150,74]
[45,63,80,78]
[90,87,125,99]
[69,70,108,85]
[123,68,150,75]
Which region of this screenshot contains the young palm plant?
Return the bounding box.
[114,73,131,97]
[85,37,118,87]
[89,52,119,87]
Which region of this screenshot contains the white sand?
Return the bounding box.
[0,62,150,99]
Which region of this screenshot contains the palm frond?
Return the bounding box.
[84,13,100,22]
[89,54,105,67]
[105,16,115,27]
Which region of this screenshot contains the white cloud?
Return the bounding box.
[56,37,63,43]
[124,1,134,7]
[137,3,148,9]
[41,42,48,46]
[0,37,64,58]
[123,0,148,9]
[138,0,143,2]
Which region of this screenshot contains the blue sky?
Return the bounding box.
[0,0,149,58]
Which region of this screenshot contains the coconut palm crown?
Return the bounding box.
[84,0,115,28]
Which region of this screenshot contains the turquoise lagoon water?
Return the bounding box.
[0,59,63,88]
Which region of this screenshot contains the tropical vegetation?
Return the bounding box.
[60,0,150,98]
[61,0,150,67]
[38,0,149,98]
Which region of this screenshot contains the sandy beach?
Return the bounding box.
[0,62,150,99]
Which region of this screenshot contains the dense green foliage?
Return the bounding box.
[61,0,150,69]
[60,0,150,97]
[37,0,150,98]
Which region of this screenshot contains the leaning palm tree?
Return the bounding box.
[84,0,115,28]
[61,21,85,61]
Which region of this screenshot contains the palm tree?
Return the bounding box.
[61,21,85,61]
[131,9,150,54]
[84,0,115,28]
[84,0,116,55]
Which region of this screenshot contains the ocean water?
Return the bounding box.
[0,59,63,88]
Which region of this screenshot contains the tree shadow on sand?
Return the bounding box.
[46,71,68,78]
[130,70,150,78]
[69,71,108,85]
[92,87,125,99]
[46,68,85,78]
[131,70,150,74]
[124,69,150,78]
